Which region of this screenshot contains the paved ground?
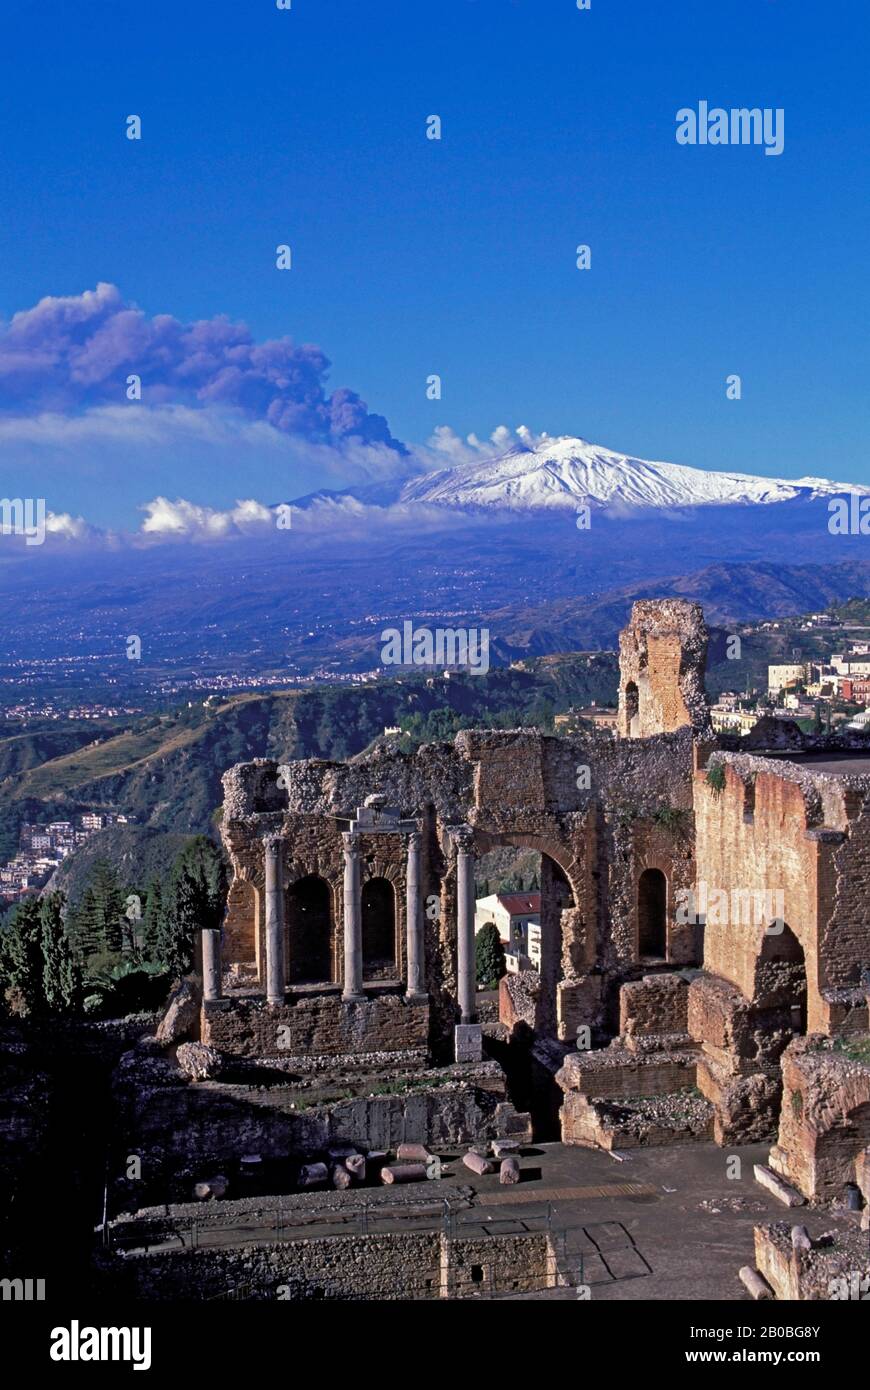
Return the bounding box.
[449,1142,838,1301]
[121,1140,862,1300]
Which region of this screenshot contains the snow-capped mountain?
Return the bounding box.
[397,436,868,512]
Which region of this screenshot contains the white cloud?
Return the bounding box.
[415,423,551,469]
[139,496,275,540]
[44,510,95,541]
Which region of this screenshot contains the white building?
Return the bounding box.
[830,655,870,677]
[474,891,541,972]
[768,664,806,695]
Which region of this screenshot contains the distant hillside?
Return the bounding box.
[0,657,619,866]
[48,825,195,903]
[488,560,870,658]
[833,598,870,625]
[0,724,123,784]
[3,577,866,891]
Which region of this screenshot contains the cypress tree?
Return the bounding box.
[0,896,45,1015]
[160,837,226,979]
[475,922,506,989]
[141,877,165,962]
[40,892,80,1014]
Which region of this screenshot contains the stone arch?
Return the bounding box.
[361,875,398,981]
[286,874,334,985]
[471,829,582,906]
[753,921,807,1034]
[473,828,579,1038]
[638,867,667,960]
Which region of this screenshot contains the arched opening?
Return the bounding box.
[638,868,667,960]
[813,1100,870,1201]
[625,681,639,735]
[474,836,578,1139]
[755,922,807,1034]
[286,875,333,985]
[361,876,396,980]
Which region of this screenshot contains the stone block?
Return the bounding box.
[454,1024,483,1063]
[739,1266,774,1300]
[753,1164,805,1207]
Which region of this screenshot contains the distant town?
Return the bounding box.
[709,618,870,738]
[0,812,136,904]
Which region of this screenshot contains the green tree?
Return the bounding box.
[40,892,80,1014]
[70,858,125,961]
[141,877,166,961]
[159,837,226,979]
[0,896,45,1015]
[475,922,506,989]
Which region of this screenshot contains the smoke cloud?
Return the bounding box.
[0,283,405,453]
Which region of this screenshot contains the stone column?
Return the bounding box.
[264,837,286,1005]
[202,928,222,1001]
[405,831,425,1000]
[342,831,364,1001]
[454,827,476,1024]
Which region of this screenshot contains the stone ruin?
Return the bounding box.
[136,599,870,1245]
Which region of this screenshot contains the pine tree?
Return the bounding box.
[70,858,126,962]
[40,892,80,1014]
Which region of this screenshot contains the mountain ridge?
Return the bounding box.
[394,436,870,513]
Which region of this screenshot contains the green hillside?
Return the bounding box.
[0,657,620,866]
[48,825,195,904]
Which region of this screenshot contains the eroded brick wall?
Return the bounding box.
[617,599,711,739]
[694,760,825,1026]
[203,993,429,1057]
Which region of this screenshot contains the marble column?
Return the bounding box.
[264,836,286,1005]
[202,928,222,1001]
[454,827,476,1024]
[405,831,425,1000]
[342,831,364,1000]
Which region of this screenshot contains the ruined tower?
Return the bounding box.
[617,599,711,739]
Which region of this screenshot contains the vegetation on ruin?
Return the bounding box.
[650,804,692,835]
[706,763,727,796]
[832,1034,870,1067]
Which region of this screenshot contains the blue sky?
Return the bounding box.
[0,0,868,530]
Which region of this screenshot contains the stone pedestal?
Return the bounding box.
[455,1023,483,1063]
